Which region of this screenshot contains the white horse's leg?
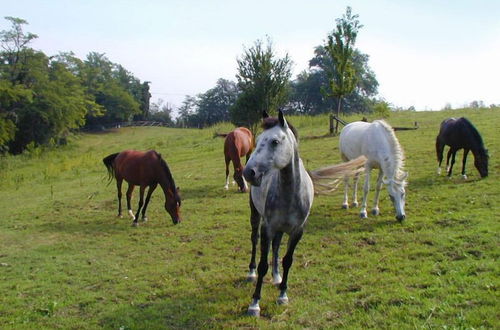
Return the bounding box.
[360,169,370,218]
[371,170,383,216]
[352,172,360,207]
[342,175,349,209]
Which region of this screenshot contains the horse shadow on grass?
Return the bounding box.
[179,183,247,201]
[307,210,398,234]
[98,275,257,328]
[409,174,481,189]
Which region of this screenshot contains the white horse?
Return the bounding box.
[243,111,366,317]
[339,120,407,222]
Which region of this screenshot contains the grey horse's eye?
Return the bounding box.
[272,139,280,146]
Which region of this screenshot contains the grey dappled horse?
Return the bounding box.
[243,111,366,317]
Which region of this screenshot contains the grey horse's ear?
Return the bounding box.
[278,110,287,128]
[262,111,269,119]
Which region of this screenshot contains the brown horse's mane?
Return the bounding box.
[261,117,298,140]
[155,151,177,191]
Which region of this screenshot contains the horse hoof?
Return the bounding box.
[437,168,441,175]
[272,275,282,286]
[131,222,138,227]
[117,214,123,218]
[359,212,368,219]
[342,204,349,209]
[462,174,468,180]
[224,185,228,190]
[247,305,260,317]
[351,202,358,208]
[277,294,289,305]
[371,209,379,216]
[246,269,257,282]
[142,217,148,222]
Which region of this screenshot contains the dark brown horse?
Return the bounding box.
[103,150,181,226]
[221,127,254,192]
[436,117,489,179]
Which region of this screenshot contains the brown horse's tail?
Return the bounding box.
[308,156,366,195]
[213,132,228,138]
[103,152,119,184]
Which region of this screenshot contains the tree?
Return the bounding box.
[324,7,363,134]
[197,78,238,127]
[81,53,140,126]
[232,38,292,134]
[287,46,378,115]
[176,95,198,128]
[150,99,174,126]
[0,16,38,84]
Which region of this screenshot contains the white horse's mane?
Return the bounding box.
[374,120,406,184]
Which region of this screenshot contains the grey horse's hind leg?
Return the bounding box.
[272,232,284,285]
[277,228,303,305]
[247,192,260,282]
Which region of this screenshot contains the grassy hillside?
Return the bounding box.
[0,109,498,328]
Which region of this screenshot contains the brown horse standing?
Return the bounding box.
[222,127,254,192]
[103,150,181,226]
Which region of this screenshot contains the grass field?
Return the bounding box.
[0,109,498,329]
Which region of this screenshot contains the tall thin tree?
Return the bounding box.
[325,7,363,134]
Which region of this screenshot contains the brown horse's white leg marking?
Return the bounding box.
[128,209,135,220]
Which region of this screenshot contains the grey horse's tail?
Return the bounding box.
[308,156,366,195]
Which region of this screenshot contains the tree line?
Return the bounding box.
[0,17,151,154]
[1,8,393,153]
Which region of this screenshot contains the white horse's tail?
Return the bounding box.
[308,156,367,195]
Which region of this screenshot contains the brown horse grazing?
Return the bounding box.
[222,127,254,192]
[103,150,181,226]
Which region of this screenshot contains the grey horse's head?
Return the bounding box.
[243,111,297,186]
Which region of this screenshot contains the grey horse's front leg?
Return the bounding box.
[247,194,260,282]
[277,228,303,305]
[248,224,272,317]
[271,232,284,285]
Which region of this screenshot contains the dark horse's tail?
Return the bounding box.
[103,152,119,183]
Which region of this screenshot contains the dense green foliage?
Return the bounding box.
[0,17,150,153]
[0,108,498,328]
[232,38,292,134]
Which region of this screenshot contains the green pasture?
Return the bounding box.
[0,109,498,329]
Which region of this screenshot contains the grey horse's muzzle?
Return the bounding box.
[243,167,262,186]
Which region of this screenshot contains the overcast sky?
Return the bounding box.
[3,0,500,111]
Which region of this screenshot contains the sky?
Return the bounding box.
[2,0,500,111]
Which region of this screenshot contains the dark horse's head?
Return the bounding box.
[159,157,182,224]
[475,148,489,178]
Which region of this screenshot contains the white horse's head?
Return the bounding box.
[243,111,296,186]
[383,172,408,222]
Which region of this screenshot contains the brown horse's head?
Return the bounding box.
[234,167,247,192]
[165,187,182,224]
